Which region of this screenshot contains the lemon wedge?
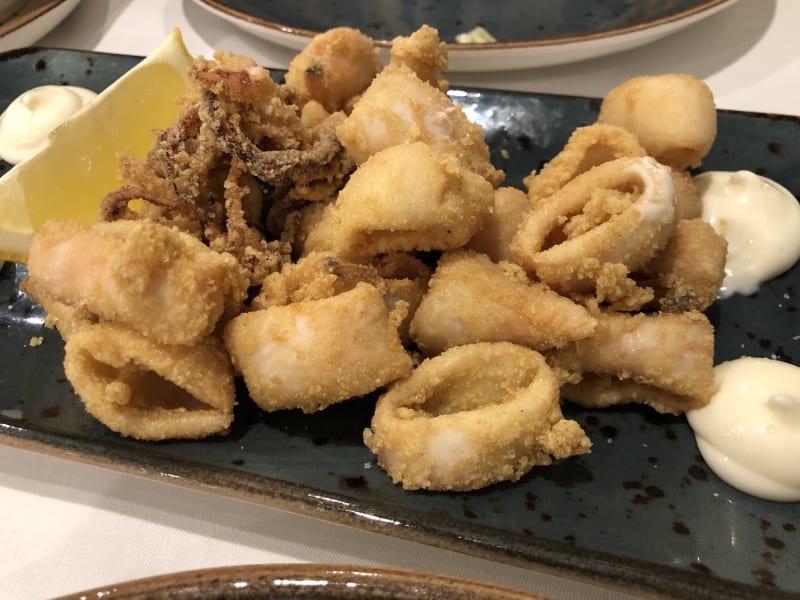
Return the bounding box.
[0,28,193,264]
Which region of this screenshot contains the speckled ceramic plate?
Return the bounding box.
[1,48,799,600]
[190,0,737,71]
[53,563,548,599]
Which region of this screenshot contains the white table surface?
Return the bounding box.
[2,1,799,598]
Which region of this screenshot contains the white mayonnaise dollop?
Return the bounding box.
[0,85,97,164]
[695,170,800,298]
[686,357,800,502]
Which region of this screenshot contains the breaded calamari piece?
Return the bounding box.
[64,323,235,440]
[284,27,380,113]
[512,157,677,299]
[598,73,717,170]
[409,250,596,355]
[465,186,531,263]
[336,64,503,186]
[26,220,248,346]
[364,342,591,491]
[523,123,646,206]
[224,283,412,413]
[548,309,716,413]
[302,142,494,261]
[638,218,727,312]
[389,24,449,91]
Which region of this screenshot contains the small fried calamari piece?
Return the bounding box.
[548,309,716,413]
[25,220,248,346]
[224,283,412,413]
[285,27,380,113]
[364,342,591,491]
[638,218,727,312]
[410,250,596,355]
[598,73,717,170]
[511,156,676,297]
[336,64,503,186]
[465,186,531,263]
[302,142,494,261]
[64,323,235,440]
[252,251,430,345]
[524,123,646,206]
[389,24,449,91]
[562,375,707,416]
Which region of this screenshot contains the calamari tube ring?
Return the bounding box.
[64,323,236,441]
[364,342,591,491]
[512,156,676,295]
[224,282,412,413]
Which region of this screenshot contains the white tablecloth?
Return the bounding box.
[2,1,799,598]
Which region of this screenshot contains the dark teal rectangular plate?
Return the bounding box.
[1,48,799,600]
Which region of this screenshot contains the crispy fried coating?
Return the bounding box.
[524,123,647,206]
[302,142,494,261]
[638,218,727,312]
[512,157,677,303]
[364,342,591,491]
[598,73,717,170]
[548,309,716,413]
[26,220,248,346]
[285,27,380,113]
[389,24,448,91]
[224,283,412,413]
[465,186,531,263]
[64,323,235,440]
[101,50,355,285]
[335,64,503,186]
[409,250,597,355]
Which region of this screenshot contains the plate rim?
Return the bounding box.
[0,0,76,39]
[192,0,734,50]
[51,562,548,600]
[2,422,785,600]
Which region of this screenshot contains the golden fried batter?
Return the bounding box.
[364,342,591,491]
[64,323,235,440]
[224,283,412,413]
[410,250,597,355]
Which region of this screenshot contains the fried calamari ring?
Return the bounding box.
[523,123,646,206]
[64,323,235,440]
[302,142,494,261]
[364,342,591,491]
[547,309,715,413]
[409,250,596,355]
[511,156,676,296]
[224,282,412,413]
[597,73,717,170]
[26,220,248,346]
